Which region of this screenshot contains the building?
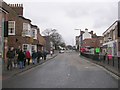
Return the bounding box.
[2,2,46,63]
[82,36,103,54]
[75,36,79,50]
[1,1,9,62]
[43,36,54,52]
[102,20,120,57]
[82,28,92,40]
[37,30,46,51]
[76,28,98,51]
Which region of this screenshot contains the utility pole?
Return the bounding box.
[75,29,81,54]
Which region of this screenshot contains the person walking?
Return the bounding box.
[6,47,15,70]
[50,50,53,57]
[26,50,31,65]
[37,50,42,63]
[103,51,107,62]
[23,51,26,67]
[15,46,21,66]
[43,50,47,60]
[18,50,25,69]
[32,51,37,64]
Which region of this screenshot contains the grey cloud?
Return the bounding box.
[92,2,118,28]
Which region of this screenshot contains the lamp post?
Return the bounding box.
[75,29,81,54]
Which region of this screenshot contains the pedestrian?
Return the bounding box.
[6,47,15,70]
[18,50,25,69]
[32,51,37,64]
[23,51,26,67]
[15,46,21,66]
[26,50,31,65]
[50,50,53,57]
[103,51,107,62]
[37,50,42,63]
[14,51,18,68]
[43,50,47,60]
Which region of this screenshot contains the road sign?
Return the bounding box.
[95,48,100,53]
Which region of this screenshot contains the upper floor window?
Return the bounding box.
[100,40,103,44]
[32,29,37,39]
[113,30,116,40]
[23,23,31,37]
[8,21,15,35]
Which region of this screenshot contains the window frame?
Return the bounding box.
[23,23,31,37]
[22,44,29,52]
[8,21,15,35]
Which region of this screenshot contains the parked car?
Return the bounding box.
[59,50,64,53]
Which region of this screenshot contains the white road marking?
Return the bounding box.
[68,74,70,76]
[85,67,89,68]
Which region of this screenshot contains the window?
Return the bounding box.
[100,40,103,44]
[23,23,31,37]
[8,21,15,35]
[32,28,37,39]
[32,30,35,38]
[113,30,115,40]
[32,45,35,52]
[31,45,37,52]
[22,44,29,52]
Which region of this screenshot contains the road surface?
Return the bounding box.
[3,51,118,88]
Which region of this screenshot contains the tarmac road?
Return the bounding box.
[2,51,118,88]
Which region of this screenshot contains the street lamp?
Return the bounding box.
[75,29,81,54]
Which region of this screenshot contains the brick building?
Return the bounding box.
[43,36,54,52]
[82,36,103,54]
[2,1,46,63]
[76,28,101,53]
[37,30,46,51]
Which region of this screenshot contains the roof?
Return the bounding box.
[37,34,46,46]
[103,20,118,35]
[18,15,31,22]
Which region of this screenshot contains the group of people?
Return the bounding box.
[6,47,48,70]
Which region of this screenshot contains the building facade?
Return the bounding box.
[102,21,120,57]
[1,1,9,62]
[2,2,46,63]
[43,36,54,52]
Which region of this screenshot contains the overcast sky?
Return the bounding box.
[3,0,119,45]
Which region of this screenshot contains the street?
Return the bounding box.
[3,51,118,88]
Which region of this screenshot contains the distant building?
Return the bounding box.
[43,36,54,52]
[82,36,103,54]
[75,36,79,50]
[76,28,99,51]
[82,28,92,40]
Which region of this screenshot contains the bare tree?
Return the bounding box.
[42,28,66,50]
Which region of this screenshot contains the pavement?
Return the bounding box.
[2,53,58,80]
[80,54,120,77]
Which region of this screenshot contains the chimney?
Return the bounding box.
[85,28,88,31]
[8,4,23,16]
[91,30,93,35]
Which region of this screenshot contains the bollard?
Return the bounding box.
[113,57,114,67]
[118,57,120,69]
[107,56,109,65]
[103,55,105,63]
